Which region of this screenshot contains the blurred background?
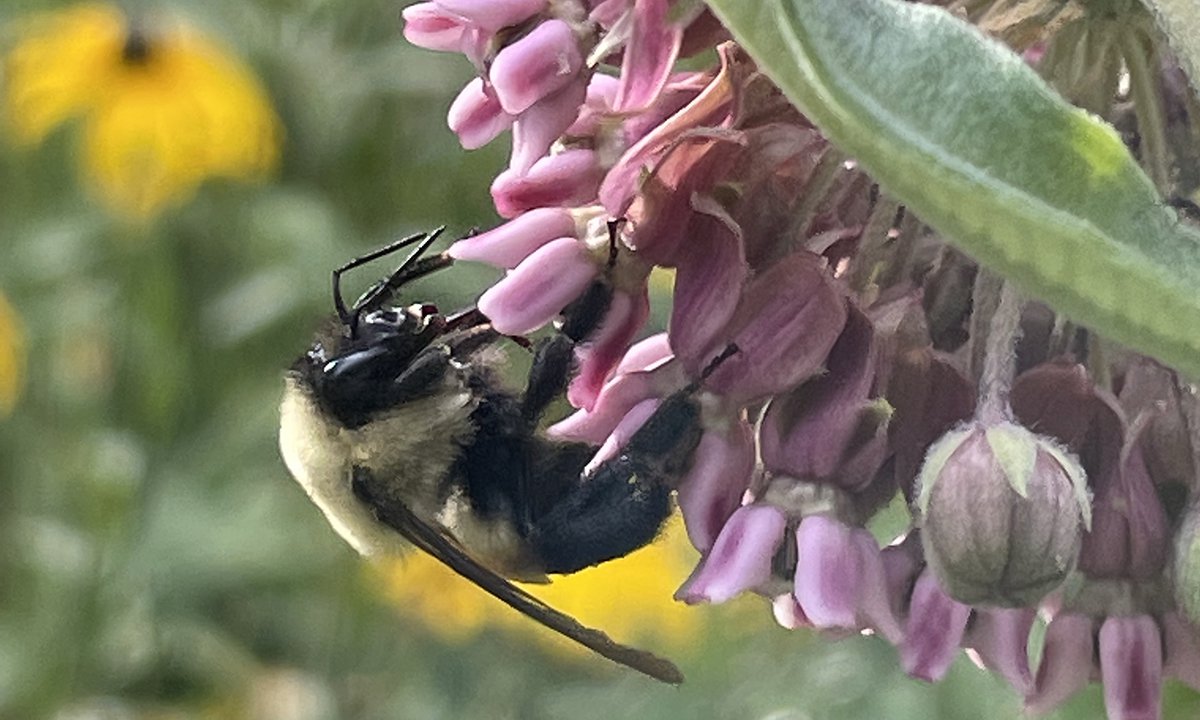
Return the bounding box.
[1,1,1197,718]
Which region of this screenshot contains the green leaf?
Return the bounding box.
[705,0,1200,378]
[1139,0,1200,99]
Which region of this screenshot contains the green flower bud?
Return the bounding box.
[916,421,1091,607]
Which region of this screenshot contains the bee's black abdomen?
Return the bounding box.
[528,455,673,575]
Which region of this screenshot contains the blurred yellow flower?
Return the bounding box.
[0,292,25,417]
[4,3,282,219]
[376,516,710,654]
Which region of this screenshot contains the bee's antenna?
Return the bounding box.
[332,230,435,326]
[351,228,452,324]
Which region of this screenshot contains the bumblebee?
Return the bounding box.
[279,228,729,683]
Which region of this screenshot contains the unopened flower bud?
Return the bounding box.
[1173,499,1200,626]
[489,19,584,115]
[916,421,1090,607]
[434,0,545,32]
[448,207,577,269]
[402,3,474,52]
[477,237,599,334]
[490,148,604,218]
[448,77,514,150]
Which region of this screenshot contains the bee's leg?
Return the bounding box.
[526,393,703,574]
[525,345,739,574]
[520,278,613,425]
[521,219,627,424]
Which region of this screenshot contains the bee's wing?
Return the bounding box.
[382,500,684,685]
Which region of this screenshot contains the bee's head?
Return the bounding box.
[291,228,456,426]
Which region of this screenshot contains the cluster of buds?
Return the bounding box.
[402,2,1200,717]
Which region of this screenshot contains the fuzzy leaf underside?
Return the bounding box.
[705,0,1200,379]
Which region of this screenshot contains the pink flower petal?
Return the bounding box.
[613,0,683,113]
[669,195,747,374]
[794,515,860,630]
[615,332,673,375]
[568,286,650,410]
[435,0,545,31]
[546,363,673,443]
[796,518,883,628]
[588,0,628,29]
[967,608,1036,694]
[625,134,745,267]
[490,19,584,115]
[759,304,876,479]
[676,420,755,552]
[448,77,514,150]
[1025,613,1096,716]
[566,73,620,137]
[599,45,735,215]
[584,399,660,474]
[900,569,971,682]
[675,504,787,604]
[1162,612,1200,691]
[1099,615,1163,720]
[477,238,598,335]
[701,252,847,405]
[448,208,576,269]
[491,149,604,218]
[510,75,589,174]
[851,529,903,644]
[402,3,472,52]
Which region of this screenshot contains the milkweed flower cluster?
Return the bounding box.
[3,3,281,220]
[404,1,1200,717]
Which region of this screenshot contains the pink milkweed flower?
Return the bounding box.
[1026,613,1166,720]
[448,77,514,150]
[1025,613,1096,715]
[611,0,684,114]
[402,3,476,52]
[490,19,585,115]
[667,194,747,368]
[582,398,660,473]
[447,207,579,269]
[675,504,788,604]
[491,148,604,218]
[1099,616,1163,720]
[510,76,589,174]
[964,607,1036,694]
[899,568,972,682]
[695,251,847,406]
[758,304,886,492]
[546,354,684,443]
[599,42,738,215]
[477,237,600,335]
[433,0,545,32]
[627,133,746,267]
[567,285,650,410]
[674,417,755,552]
[791,514,903,642]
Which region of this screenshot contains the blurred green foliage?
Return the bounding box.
[1,1,1197,718]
